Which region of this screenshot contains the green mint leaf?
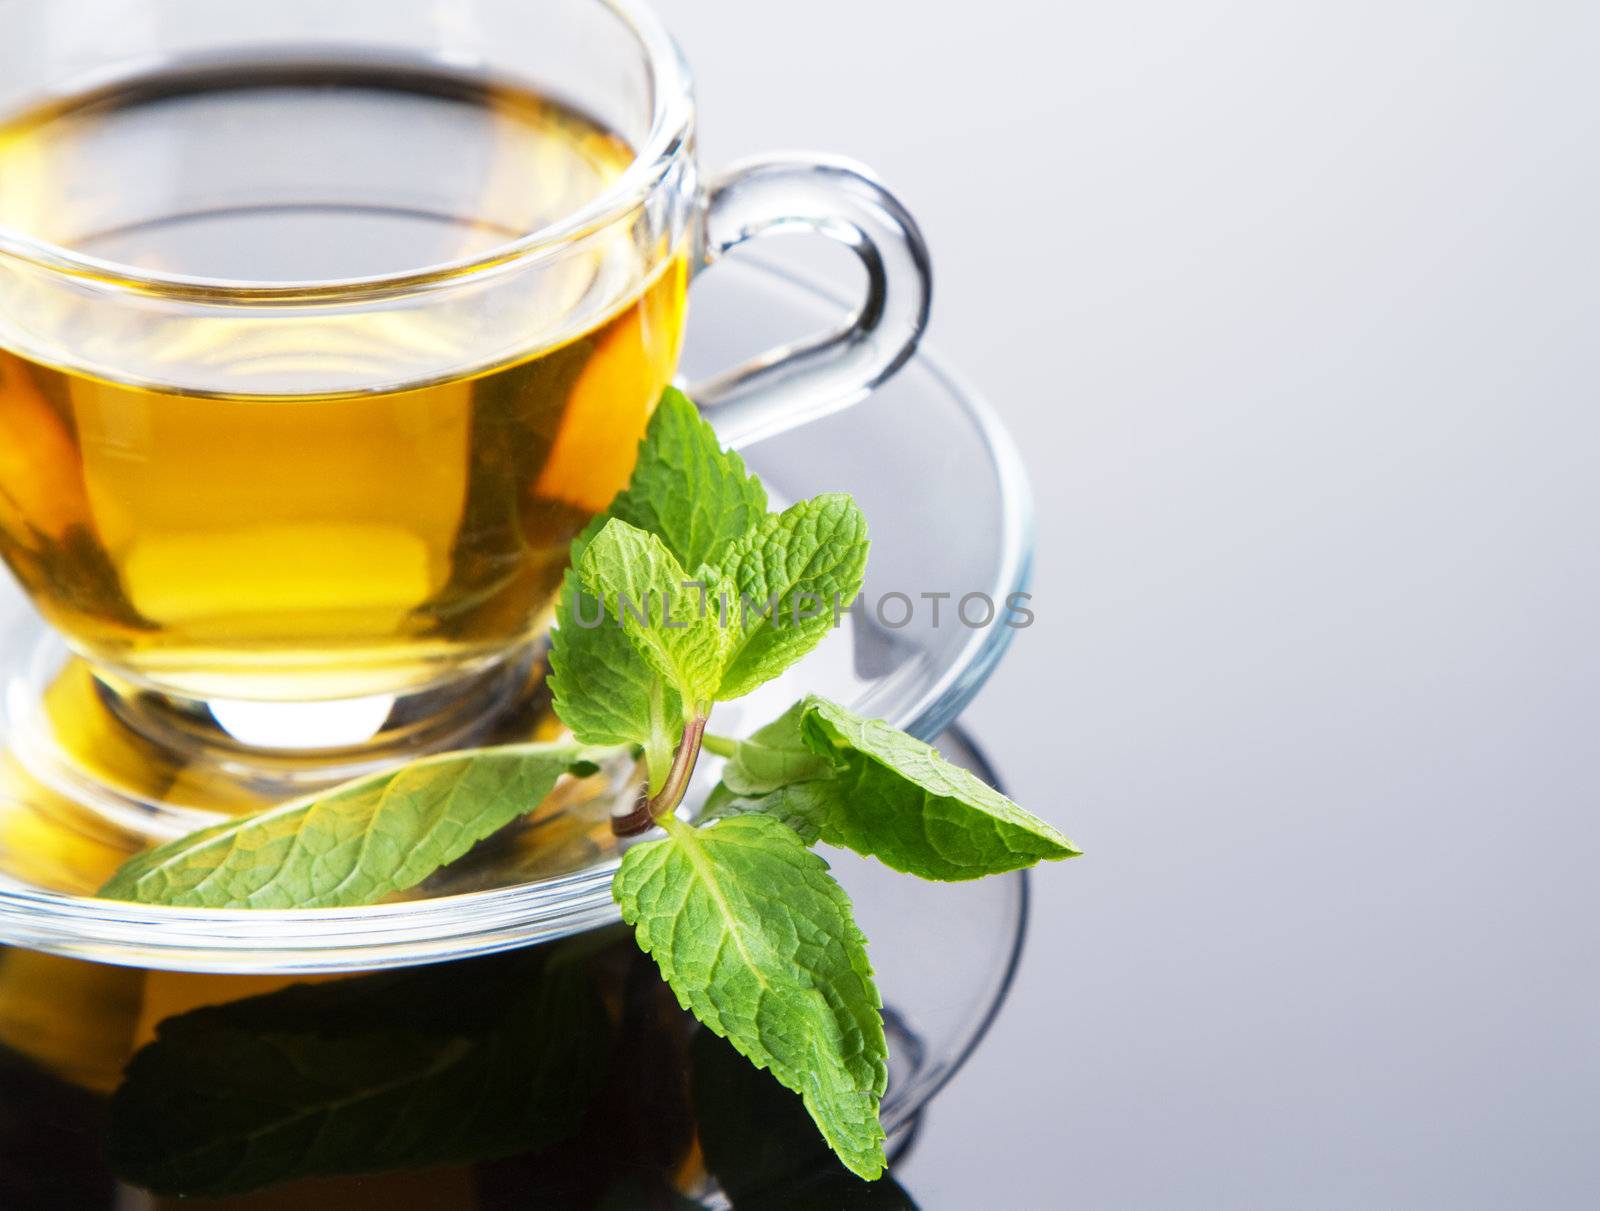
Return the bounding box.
[700,780,833,844]
[551,387,758,751]
[692,1029,919,1209]
[578,518,732,709]
[798,698,1081,880]
[99,743,600,908]
[715,495,870,701]
[573,386,768,572]
[714,701,835,795]
[549,573,682,758]
[614,814,887,1179]
[106,951,606,1198]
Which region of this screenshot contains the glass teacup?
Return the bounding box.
[0,0,928,761]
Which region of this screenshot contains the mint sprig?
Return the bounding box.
[100,388,1079,1183]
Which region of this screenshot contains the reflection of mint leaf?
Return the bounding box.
[549,575,682,764]
[0,1045,110,1208]
[614,814,887,1179]
[799,698,1081,880]
[574,386,767,572]
[99,744,598,908]
[578,519,732,710]
[715,701,834,795]
[107,951,605,1198]
[715,495,870,701]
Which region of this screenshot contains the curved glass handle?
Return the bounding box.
[687,154,932,449]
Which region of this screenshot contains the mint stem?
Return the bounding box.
[644,680,675,796]
[613,716,707,838]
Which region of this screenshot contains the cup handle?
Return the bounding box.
[686,154,933,449]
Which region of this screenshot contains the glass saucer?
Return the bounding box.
[0,258,1033,971]
[0,739,1024,1203]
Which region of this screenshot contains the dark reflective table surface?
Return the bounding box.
[0,932,921,1209]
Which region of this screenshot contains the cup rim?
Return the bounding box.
[0,0,696,304]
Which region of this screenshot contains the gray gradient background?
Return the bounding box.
[669,2,1597,1207]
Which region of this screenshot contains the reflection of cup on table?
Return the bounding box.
[0,0,929,753]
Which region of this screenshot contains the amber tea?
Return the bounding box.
[0,65,688,704]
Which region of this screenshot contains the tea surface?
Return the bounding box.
[0,66,688,700]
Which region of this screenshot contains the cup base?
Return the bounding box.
[0,618,574,841]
